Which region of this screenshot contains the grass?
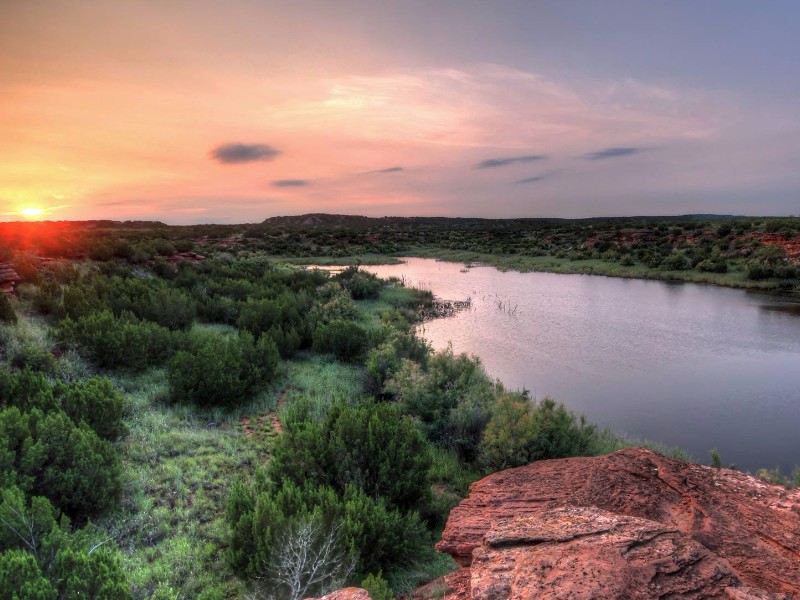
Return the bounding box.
[279,354,367,420]
[106,365,286,599]
[405,247,792,291]
[356,283,426,331]
[591,427,693,463]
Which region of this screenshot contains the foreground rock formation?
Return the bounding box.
[0,263,20,293]
[307,588,370,600]
[433,448,800,600]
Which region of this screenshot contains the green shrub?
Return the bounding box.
[0,549,56,600]
[269,401,431,513]
[336,267,382,300]
[58,310,176,371]
[0,487,131,598]
[168,330,278,407]
[0,408,122,518]
[362,571,394,600]
[227,480,429,582]
[53,377,128,441]
[312,320,369,362]
[386,349,495,462]
[480,394,597,472]
[0,294,16,325]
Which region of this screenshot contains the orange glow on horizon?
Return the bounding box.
[19,207,45,219]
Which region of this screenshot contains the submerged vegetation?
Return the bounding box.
[0,215,797,598]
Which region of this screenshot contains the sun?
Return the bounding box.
[19,207,45,218]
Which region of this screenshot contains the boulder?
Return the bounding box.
[0,263,20,293]
[435,448,800,599]
[305,588,371,600]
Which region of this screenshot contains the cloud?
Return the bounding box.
[516,175,547,184]
[369,166,404,173]
[210,143,281,164]
[584,147,645,160]
[272,179,311,187]
[476,154,546,169]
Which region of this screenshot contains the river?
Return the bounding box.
[363,258,800,473]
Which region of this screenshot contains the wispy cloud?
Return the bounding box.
[516,175,547,184]
[272,179,311,187]
[584,147,645,160]
[477,155,546,169]
[210,143,281,164]
[367,166,404,174]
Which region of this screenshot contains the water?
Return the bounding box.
[363,258,800,473]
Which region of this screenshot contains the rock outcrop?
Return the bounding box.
[434,448,800,599]
[306,587,370,600]
[0,263,20,293]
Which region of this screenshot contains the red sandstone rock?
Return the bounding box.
[0,263,20,293]
[436,448,800,599]
[306,587,370,600]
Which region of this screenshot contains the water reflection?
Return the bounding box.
[363,258,800,473]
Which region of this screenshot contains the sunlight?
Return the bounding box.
[19,207,45,218]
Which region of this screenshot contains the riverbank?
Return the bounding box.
[405,247,798,292]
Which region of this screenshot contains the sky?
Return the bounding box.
[1,0,799,224]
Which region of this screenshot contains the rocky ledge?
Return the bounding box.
[433,448,800,600]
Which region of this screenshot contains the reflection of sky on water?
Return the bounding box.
[365,259,800,473]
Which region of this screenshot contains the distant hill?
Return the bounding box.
[260,213,742,228]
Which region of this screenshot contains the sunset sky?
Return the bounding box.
[2,1,799,224]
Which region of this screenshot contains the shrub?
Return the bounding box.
[386,349,495,462]
[58,310,176,371]
[0,408,122,518]
[480,394,597,472]
[312,320,369,362]
[336,267,382,300]
[168,330,278,407]
[0,294,16,325]
[0,549,56,599]
[361,571,394,600]
[0,487,132,599]
[227,480,429,582]
[269,401,431,513]
[53,377,128,441]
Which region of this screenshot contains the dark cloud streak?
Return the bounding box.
[272,179,310,187]
[516,175,547,184]
[583,147,644,160]
[210,143,281,164]
[476,154,546,169]
[369,166,404,173]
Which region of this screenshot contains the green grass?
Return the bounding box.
[405,247,791,291]
[280,354,367,420]
[107,366,285,599]
[356,283,426,331]
[590,427,693,462]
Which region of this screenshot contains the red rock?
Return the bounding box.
[306,587,370,600]
[436,448,800,599]
[0,263,21,293]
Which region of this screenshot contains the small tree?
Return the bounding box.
[259,518,355,600]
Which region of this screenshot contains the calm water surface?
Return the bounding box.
[364,258,800,473]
